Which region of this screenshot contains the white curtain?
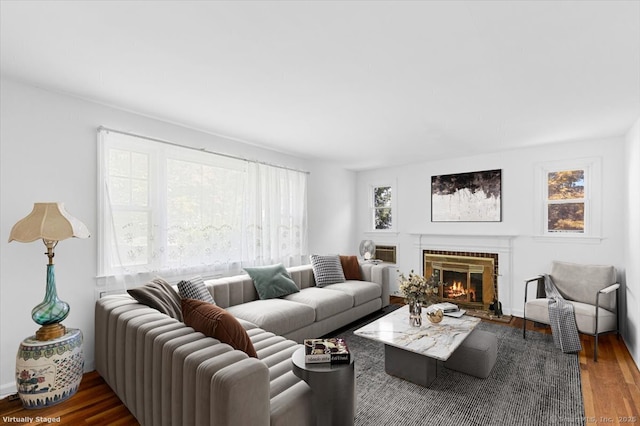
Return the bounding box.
[243,163,308,267]
[97,128,308,292]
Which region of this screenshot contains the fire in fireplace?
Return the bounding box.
[423,251,498,310]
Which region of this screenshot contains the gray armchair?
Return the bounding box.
[523,260,620,361]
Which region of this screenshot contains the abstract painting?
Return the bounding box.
[431,169,502,222]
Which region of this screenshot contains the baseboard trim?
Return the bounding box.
[0,381,16,399]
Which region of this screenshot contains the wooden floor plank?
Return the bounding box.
[1,316,638,425]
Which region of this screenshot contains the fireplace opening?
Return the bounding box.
[439,264,484,303]
[443,270,468,300]
[424,251,498,310]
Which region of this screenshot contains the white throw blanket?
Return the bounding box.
[544,274,582,353]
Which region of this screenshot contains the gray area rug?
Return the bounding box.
[331,307,585,426]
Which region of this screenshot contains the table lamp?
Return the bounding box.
[9,202,90,340]
[9,202,89,408]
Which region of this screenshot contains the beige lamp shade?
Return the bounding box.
[8,202,90,243]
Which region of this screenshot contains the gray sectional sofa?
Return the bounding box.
[95,262,391,426]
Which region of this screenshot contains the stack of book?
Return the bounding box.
[303,338,350,364]
[429,302,466,318]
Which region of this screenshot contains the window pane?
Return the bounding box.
[548,203,584,232]
[109,149,131,177]
[374,186,392,207]
[166,158,245,265]
[375,207,392,229]
[109,177,131,205]
[548,170,584,200]
[131,179,148,206]
[112,211,149,266]
[131,152,148,179]
[108,149,149,207]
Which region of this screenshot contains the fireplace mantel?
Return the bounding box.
[410,233,517,250]
[410,233,516,315]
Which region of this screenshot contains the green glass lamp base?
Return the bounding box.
[31,264,70,340]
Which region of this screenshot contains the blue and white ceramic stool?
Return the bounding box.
[16,328,84,409]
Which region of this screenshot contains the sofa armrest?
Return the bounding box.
[195,352,270,426]
[525,275,544,284]
[524,275,544,303]
[599,283,620,294]
[360,263,391,307]
[211,358,271,426]
[596,282,620,314]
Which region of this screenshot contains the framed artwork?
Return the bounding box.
[431,169,502,222]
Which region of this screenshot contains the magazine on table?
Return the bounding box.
[427,302,466,317]
[443,309,466,318]
[429,302,460,313]
[304,338,350,364]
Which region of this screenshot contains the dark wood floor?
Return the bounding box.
[515,317,640,424]
[0,371,137,425]
[1,316,639,425]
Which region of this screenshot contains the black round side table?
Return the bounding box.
[291,346,355,426]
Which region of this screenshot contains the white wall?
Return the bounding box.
[308,163,358,255]
[0,78,357,395]
[357,137,626,318]
[624,117,640,369]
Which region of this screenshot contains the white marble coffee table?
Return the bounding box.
[354,305,481,386]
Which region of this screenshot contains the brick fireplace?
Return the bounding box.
[424,250,498,310]
[411,233,515,315]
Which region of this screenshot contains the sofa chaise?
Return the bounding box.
[95,261,391,426]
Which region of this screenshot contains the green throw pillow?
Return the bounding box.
[244,264,300,300]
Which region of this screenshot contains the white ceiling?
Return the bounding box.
[1,1,639,170]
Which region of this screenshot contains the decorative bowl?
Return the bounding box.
[426,308,444,323]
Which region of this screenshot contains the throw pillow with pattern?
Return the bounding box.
[310,254,346,287]
[178,275,215,304]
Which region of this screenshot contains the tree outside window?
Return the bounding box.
[546,170,585,233]
[373,186,392,230]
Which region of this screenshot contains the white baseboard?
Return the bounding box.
[1,381,16,399]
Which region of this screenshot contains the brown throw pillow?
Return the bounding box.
[181,298,258,358]
[128,278,183,321]
[340,255,363,281]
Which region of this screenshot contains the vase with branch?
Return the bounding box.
[398,270,440,326]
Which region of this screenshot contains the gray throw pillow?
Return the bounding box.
[310,254,346,287]
[178,275,215,304]
[244,264,300,300]
[128,277,183,321]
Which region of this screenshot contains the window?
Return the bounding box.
[372,185,393,230]
[536,158,601,238]
[546,170,585,233]
[98,128,308,280]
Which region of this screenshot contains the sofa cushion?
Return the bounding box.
[244,264,300,300]
[128,278,183,321]
[283,287,353,321]
[181,298,257,358]
[321,280,382,306]
[525,298,617,335]
[226,299,316,336]
[340,255,362,281]
[310,254,345,287]
[177,275,215,304]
